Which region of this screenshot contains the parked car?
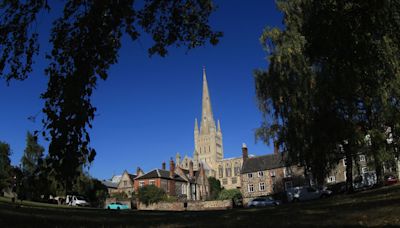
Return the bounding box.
[384,175,398,186]
[106,202,130,210]
[286,186,332,202]
[247,197,281,207]
[66,195,90,207]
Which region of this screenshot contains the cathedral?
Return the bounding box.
[175,68,243,189]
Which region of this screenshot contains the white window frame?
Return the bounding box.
[343,158,347,167]
[248,184,254,193]
[258,171,264,177]
[327,176,336,183]
[247,173,253,179]
[361,167,368,173]
[149,180,155,185]
[139,181,145,188]
[284,167,292,178]
[259,182,265,191]
[359,155,366,162]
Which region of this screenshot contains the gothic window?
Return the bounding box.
[219,165,223,178]
[234,163,241,176]
[225,163,232,177]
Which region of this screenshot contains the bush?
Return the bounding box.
[137,185,166,206]
[110,191,128,201]
[218,189,242,201]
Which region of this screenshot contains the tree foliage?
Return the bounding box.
[208,176,222,200]
[255,0,400,189]
[0,141,12,191]
[0,0,222,192]
[218,189,241,201]
[137,185,166,206]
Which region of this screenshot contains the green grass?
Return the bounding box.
[1,184,400,227]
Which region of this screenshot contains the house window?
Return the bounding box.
[231,177,237,184]
[343,158,347,167]
[327,176,336,183]
[123,180,128,187]
[247,173,253,179]
[149,180,155,185]
[270,171,276,177]
[219,165,223,178]
[362,167,368,173]
[258,171,264,177]
[259,182,265,191]
[359,155,366,162]
[139,181,145,188]
[222,179,228,185]
[284,167,292,177]
[181,184,186,195]
[248,184,254,193]
[284,181,293,190]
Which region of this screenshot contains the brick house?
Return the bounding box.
[240,145,306,200]
[134,160,187,198]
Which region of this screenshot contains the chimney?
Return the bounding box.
[189,161,194,178]
[162,161,166,170]
[274,141,279,155]
[242,143,248,160]
[169,158,175,178]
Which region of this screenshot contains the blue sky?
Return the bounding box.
[0,1,283,180]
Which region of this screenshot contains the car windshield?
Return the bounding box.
[76,196,86,200]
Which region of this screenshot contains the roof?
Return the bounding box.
[135,169,186,182]
[111,175,122,183]
[102,180,118,189]
[241,153,286,174]
[128,173,137,181]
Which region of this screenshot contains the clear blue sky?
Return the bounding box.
[0,1,283,180]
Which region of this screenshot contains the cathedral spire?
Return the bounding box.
[217,119,221,132]
[201,67,216,133]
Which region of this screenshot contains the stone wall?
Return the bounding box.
[137,200,232,211]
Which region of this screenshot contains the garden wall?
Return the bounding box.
[137,200,232,211]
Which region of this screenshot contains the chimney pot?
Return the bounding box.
[242,143,248,160]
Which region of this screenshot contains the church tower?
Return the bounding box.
[194,67,224,170]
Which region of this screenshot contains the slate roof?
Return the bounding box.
[241,153,287,174]
[101,180,118,188]
[135,169,186,182]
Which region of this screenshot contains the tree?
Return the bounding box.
[0,1,222,193]
[208,176,222,200]
[19,132,46,200]
[255,0,400,190]
[218,189,241,201]
[137,185,166,206]
[0,141,12,192]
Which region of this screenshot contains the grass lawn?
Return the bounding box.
[0,184,399,227]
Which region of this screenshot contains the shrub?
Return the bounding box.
[208,177,222,200]
[137,185,166,206]
[218,189,242,201]
[110,191,128,201]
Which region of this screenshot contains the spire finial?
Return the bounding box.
[217,119,221,132]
